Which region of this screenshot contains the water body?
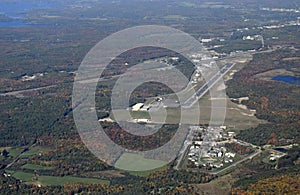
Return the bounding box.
[0,20,32,28]
[0,1,54,27]
[274,148,288,153]
[272,75,300,86]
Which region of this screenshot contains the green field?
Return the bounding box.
[7,148,24,158]
[21,149,41,157]
[127,165,168,177]
[114,153,167,172]
[11,171,35,181]
[9,171,109,186]
[130,111,151,119]
[21,164,55,171]
[38,176,110,186]
[1,146,51,159]
[20,147,51,159]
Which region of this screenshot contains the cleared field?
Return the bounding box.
[21,164,55,171]
[1,146,51,159]
[21,146,52,158]
[127,165,168,177]
[12,171,34,181]
[110,110,150,121]
[7,148,23,158]
[9,171,110,186]
[38,176,109,186]
[130,111,150,119]
[114,152,167,172]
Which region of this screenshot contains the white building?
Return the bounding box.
[132,103,144,111]
[220,126,227,130]
[136,119,149,123]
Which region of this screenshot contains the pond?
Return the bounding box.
[272,75,300,86]
[274,148,288,153]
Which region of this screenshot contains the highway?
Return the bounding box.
[182,63,234,108]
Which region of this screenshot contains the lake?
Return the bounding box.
[272,75,300,86]
[0,1,54,27]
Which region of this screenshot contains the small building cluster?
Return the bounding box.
[186,126,238,169]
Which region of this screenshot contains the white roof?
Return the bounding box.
[133,103,144,107]
[132,103,144,111]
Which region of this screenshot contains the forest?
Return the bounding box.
[227,48,300,146]
[0,0,300,194]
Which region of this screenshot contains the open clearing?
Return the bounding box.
[21,146,51,158]
[127,165,168,177]
[38,175,109,186]
[114,152,167,172]
[8,171,110,186]
[21,164,55,171]
[7,148,23,158]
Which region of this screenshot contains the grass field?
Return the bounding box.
[1,146,51,159]
[7,148,23,158]
[8,171,110,186]
[21,164,55,171]
[20,146,51,158]
[11,171,34,181]
[114,153,167,172]
[38,176,109,186]
[130,111,151,119]
[127,165,168,177]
